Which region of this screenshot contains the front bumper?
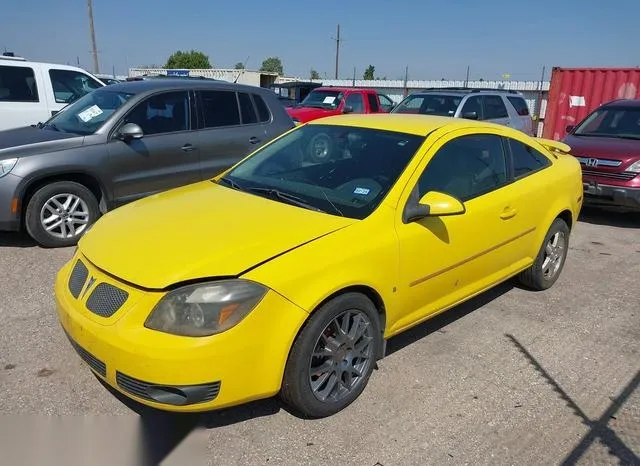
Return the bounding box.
[0,173,23,231]
[55,255,309,412]
[582,181,640,210]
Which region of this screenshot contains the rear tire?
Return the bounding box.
[25,181,100,248]
[280,293,381,418]
[517,218,570,291]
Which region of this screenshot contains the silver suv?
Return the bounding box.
[391,88,534,136]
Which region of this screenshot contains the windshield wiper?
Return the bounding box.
[42,123,60,132]
[248,187,326,213]
[218,176,244,191]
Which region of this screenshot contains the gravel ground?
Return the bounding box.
[0,206,638,465]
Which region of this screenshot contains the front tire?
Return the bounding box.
[280,293,381,418]
[517,218,570,290]
[25,181,100,248]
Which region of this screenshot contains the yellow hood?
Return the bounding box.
[79,181,355,289]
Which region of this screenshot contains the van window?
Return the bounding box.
[0,65,39,102]
[49,69,102,104]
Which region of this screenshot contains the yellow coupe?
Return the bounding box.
[55,114,583,418]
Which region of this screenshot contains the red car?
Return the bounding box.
[563,99,640,210]
[286,87,390,124]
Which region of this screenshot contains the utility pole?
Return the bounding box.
[403,66,409,96]
[87,0,99,74]
[464,65,470,87]
[333,24,341,79]
[352,66,356,87]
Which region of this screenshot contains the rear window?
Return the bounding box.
[507,96,530,116]
[483,96,509,119]
[200,90,240,128]
[252,94,271,122]
[0,65,39,102]
[238,92,258,124]
[509,139,551,178]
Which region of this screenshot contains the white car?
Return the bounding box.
[391,88,535,136]
[0,54,105,131]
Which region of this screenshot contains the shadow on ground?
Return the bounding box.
[0,231,35,248]
[506,334,640,465]
[98,281,516,464]
[579,206,640,229]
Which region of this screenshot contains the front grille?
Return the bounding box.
[86,283,129,318]
[582,169,638,181]
[64,332,106,377]
[116,372,221,405]
[576,156,622,167]
[68,260,89,298]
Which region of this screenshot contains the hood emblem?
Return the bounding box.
[585,158,599,167]
[81,276,96,299]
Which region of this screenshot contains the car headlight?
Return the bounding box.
[626,160,640,173]
[0,158,18,178]
[144,279,268,337]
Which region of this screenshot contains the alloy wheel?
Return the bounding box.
[542,231,566,280]
[40,193,90,239]
[308,309,374,403]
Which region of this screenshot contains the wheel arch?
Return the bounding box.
[297,284,388,360]
[19,171,107,226]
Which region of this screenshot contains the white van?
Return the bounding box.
[0,54,105,131]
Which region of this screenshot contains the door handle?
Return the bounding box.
[500,207,518,220]
[181,144,196,152]
[249,136,262,144]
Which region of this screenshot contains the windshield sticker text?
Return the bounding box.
[353,187,371,195]
[77,105,104,122]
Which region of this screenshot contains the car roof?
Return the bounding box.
[408,88,523,96]
[307,113,503,137]
[602,99,640,108]
[101,78,269,95]
[313,86,374,92]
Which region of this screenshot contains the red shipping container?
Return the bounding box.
[542,67,640,140]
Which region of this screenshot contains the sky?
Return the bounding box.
[2,0,639,81]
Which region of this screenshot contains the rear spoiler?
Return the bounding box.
[536,138,571,158]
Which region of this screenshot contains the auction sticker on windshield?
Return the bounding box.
[78,105,104,122]
[323,96,336,104]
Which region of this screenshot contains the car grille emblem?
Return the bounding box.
[81,276,96,299]
[585,158,599,167]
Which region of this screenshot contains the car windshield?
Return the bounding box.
[299,90,343,109]
[392,94,462,116]
[42,89,135,135]
[221,124,425,219]
[573,107,640,139]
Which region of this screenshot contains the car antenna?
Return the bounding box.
[234,56,250,83]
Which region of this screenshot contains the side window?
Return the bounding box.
[417,134,508,201]
[49,69,102,104]
[367,93,380,112]
[238,92,258,124]
[507,96,530,116]
[345,93,365,113]
[252,94,271,123]
[0,65,39,102]
[508,139,551,178]
[200,90,240,128]
[123,91,189,136]
[460,96,482,119]
[483,95,509,119]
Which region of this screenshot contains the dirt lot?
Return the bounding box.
[0,207,638,465]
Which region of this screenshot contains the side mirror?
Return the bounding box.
[117,123,144,142]
[565,125,575,134]
[403,191,465,223]
[461,111,478,120]
[342,105,354,114]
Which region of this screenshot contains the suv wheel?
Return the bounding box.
[25,181,100,248]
